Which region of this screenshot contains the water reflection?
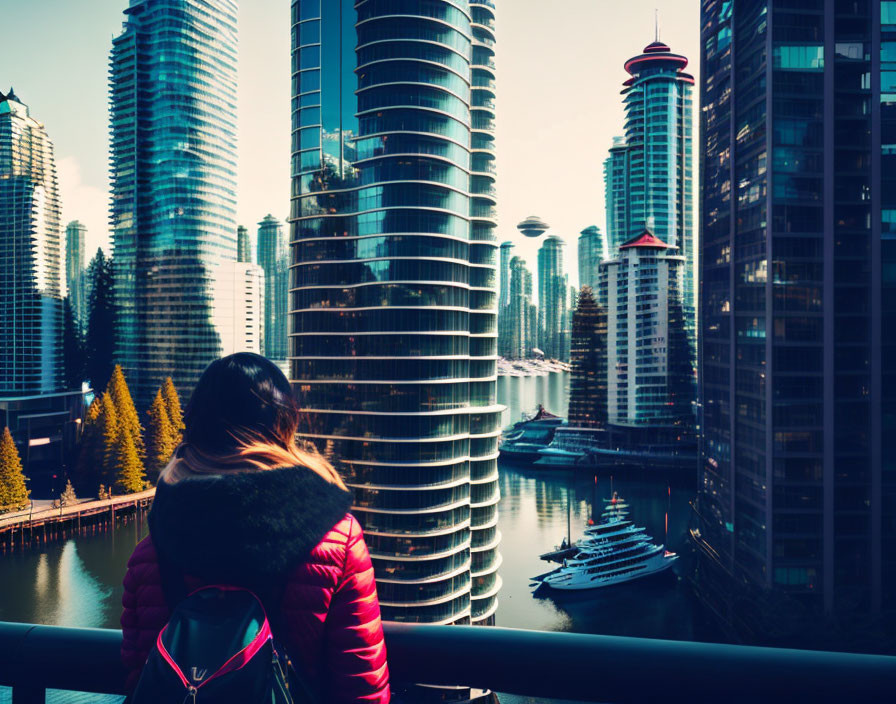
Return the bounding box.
[498,371,569,428]
[0,513,147,629]
[495,463,716,643]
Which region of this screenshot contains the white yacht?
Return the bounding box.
[542,493,677,591]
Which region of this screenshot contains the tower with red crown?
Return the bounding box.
[604,34,696,368]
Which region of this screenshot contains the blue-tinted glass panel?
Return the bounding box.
[300,19,320,44]
[300,46,320,69]
[300,106,321,127]
[300,127,320,150]
[300,0,320,21]
[298,70,320,94]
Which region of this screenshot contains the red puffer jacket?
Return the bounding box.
[120,466,390,703]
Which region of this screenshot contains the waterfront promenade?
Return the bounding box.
[0,488,155,546]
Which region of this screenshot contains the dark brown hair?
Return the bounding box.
[162,352,345,489]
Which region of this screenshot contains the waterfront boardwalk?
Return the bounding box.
[0,488,154,545]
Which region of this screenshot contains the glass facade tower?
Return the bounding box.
[695,0,896,639]
[506,255,536,360]
[65,221,87,331]
[497,240,513,357]
[577,225,605,290]
[257,214,289,361]
[604,136,630,256]
[537,235,568,360]
[110,0,239,406]
[0,90,62,395]
[237,225,252,264]
[611,41,695,354]
[290,0,501,625]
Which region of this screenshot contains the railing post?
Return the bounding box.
[12,685,46,703]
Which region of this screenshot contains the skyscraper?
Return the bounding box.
[289,0,501,625]
[110,0,239,405]
[567,287,607,429]
[601,230,692,428]
[695,0,896,640]
[498,241,514,357]
[257,214,288,361]
[604,136,629,256]
[609,39,695,348]
[0,89,62,394]
[499,241,514,312]
[237,225,251,264]
[537,235,568,360]
[65,221,87,329]
[578,225,604,292]
[210,261,263,357]
[0,89,83,488]
[506,255,536,360]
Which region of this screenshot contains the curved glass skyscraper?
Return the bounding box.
[0,89,62,394]
[110,0,239,405]
[466,0,501,625]
[290,0,501,625]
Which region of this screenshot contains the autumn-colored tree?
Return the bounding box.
[0,427,30,512]
[146,388,177,478]
[99,392,122,484]
[115,429,146,494]
[162,377,184,436]
[108,365,145,458]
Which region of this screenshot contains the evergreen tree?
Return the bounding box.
[115,430,146,494]
[0,427,29,512]
[60,480,78,507]
[162,376,184,435]
[62,296,86,390]
[146,388,177,478]
[75,398,103,488]
[85,249,116,394]
[108,365,145,458]
[99,392,121,484]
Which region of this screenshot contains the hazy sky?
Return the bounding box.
[5,0,699,285]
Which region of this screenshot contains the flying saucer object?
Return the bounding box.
[517,215,549,239]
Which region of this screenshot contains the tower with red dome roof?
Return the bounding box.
[604,37,696,364]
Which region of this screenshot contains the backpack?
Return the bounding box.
[129,585,316,703]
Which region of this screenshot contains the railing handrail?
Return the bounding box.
[1,621,894,702]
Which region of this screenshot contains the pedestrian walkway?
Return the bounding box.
[0,488,155,531]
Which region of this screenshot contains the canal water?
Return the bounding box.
[497,371,570,428]
[0,370,718,702]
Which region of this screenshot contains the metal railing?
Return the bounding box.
[1,621,895,703]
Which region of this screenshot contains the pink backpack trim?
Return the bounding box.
[154,585,274,690]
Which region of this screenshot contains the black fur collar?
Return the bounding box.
[149,466,353,583]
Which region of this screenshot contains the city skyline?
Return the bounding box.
[3,0,699,287]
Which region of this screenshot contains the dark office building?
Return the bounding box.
[567,287,607,429]
[695,0,896,645]
[289,0,501,628]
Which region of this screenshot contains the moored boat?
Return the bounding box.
[499,405,565,464]
[541,492,678,590]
